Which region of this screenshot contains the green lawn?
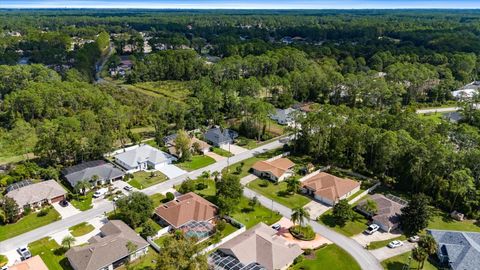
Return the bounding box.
[247,179,310,209]
[231,196,282,229]
[0,208,61,241]
[419,113,444,124]
[318,209,369,237]
[128,171,167,189]
[348,188,367,202]
[224,148,284,178]
[236,137,259,150]
[154,234,173,248]
[149,193,167,207]
[212,147,233,157]
[367,235,407,250]
[427,210,480,232]
[292,244,361,270]
[219,223,238,238]
[69,222,95,237]
[381,251,439,270]
[28,237,72,270]
[70,192,93,211]
[176,155,216,171]
[118,247,158,270]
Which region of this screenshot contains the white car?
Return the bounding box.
[123,185,133,192]
[388,240,404,248]
[364,224,380,235]
[93,188,107,198]
[408,235,420,242]
[271,224,281,231]
[17,247,32,260]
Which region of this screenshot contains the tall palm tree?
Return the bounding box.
[75,180,92,196]
[419,234,438,267]
[412,247,428,270]
[285,177,301,195]
[61,235,76,249]
[291,207,310,227]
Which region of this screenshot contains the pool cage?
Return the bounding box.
[179,220,215,240]
[209,250,266,270]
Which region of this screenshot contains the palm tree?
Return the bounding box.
[75,180,92,196]
[212,171,220,182]
[61,235,76,249]
[419,235,438,268]
[285,177,301,195]
[412,247,428,270]
[291,207,310,227]
[363,199,378,215]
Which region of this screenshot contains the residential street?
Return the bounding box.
[0,137,288,253]
[242,187,383,270]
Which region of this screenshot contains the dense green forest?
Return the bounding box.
[0,9,479,217]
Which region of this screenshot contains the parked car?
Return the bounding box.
[408,235,420,242]
[17,247,32,260]
[271,224,281,231]
[388,240,404,248]
[123,185,133,192]
[1,266,8,270]
[364,224,380,235]
[93,188,108,198]
[59,199,68,207]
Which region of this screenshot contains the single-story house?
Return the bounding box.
[66,220,149,270]
[301,172,360,206]
[163,134,211,157]
[114,144,176,173]
[452,81,480,100]
[155,192,217,229]
[8,255,49,270]
[356,194,405,232]
[62,160,125,188]
[210,222,303,270]
[270,108,297,126]
[251,158,295,182]
[6,180,67,211]
[204,128,238,147]
[428,229,480,270]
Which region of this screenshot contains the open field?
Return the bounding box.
[176,155,216,171]
[247,178,310,209]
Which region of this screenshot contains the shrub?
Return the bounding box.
[166,192,175,201]
[37,207,50,217]
[178,178,195,194]
[303,248,313,255]
[196,182,207,190]
[216,220,227,232]
[259,180,270,187]
[23,205,32,216]
[289,225,315,241]
[0,254,8,267]
[293,255,304,264]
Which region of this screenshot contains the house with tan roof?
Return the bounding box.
[163,134,211,158]
[8,255,49,270]
[251,157,295,182]
[210,222,303,270]
[66,220,149,270]
[356,194,406,232]
[301,172,360,206]
[155,192,217,228]
[6,179,67,212]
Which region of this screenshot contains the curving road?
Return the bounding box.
[243,187,383,270]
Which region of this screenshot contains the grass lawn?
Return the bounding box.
[348,188,367,202]
[427,209,480,232]
[118,247,158,270]
[69,222,95,237]
[318,209,369,237]
[0,208,61,241]
[381,251,439,270]
[231,196,282,229]
[70,192,93,211]
[176,155,216,171]
[367,235,407,250]
[225,148,284,178]
[236,137,259,150]
[154,234,172,248]
[149,193,166,207]
[292,244,361,270]
[212,147,233,157]
[419,113,444,124]
[128,171,167,189]
[28,237,72,270]
[247,179,310,209]
[219,223,238,239]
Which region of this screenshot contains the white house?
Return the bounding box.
[270,108,300,126]
[114,144,176,173]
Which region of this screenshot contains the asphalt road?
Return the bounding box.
[415,107,460,114]
[0,137,287,253]
[243,187,383,270]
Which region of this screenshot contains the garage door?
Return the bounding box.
[51,195,64,203]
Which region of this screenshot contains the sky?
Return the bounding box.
[1,0,480,9]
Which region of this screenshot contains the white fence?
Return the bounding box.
[104,144,141,157]
[298,166,330,182]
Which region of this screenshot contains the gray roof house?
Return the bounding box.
[356,194,406,232]
[428,229,480,270]
[66,220,149,270]
[269,108,298,126]
[204,128,238,147]
[211,223,303,270]
[6,180,67,210]
[62,160,125,188]
[114,144,176,173]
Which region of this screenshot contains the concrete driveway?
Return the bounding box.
[158,164,187,179]
[221,143,248,155]
[370,241,416,261]
[205,151,226,162]
[352,230,404,247]
[304,200,330,220]
[2,249,23,267]
[240,174,257,185]
[52,201,81,219]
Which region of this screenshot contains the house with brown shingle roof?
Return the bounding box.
[66,220,149,270]
[164,134,211,158]
[211,222,303,270]
[251,158,295,182]
[356,194,405,232]
[301,172,360,206]
[154,192,217,229]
